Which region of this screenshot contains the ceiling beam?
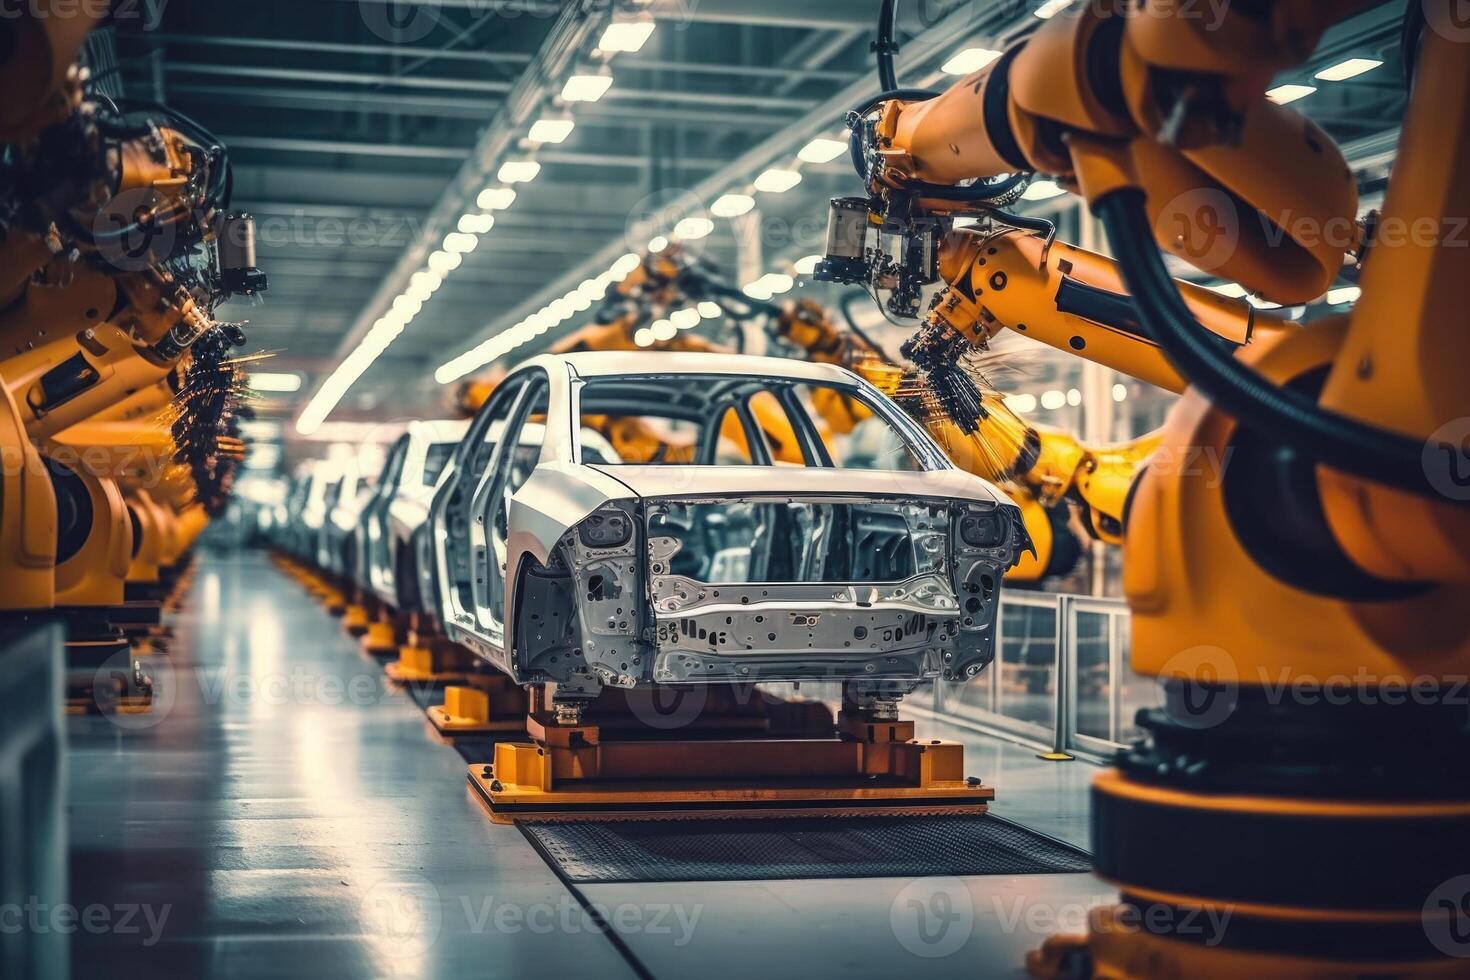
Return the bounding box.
[122,32,531,67]
[420,0,1025,385]
[161,61,515,92]
[124,33,856,82]
[162,82,791,129]
[301,0,880,30]
[157,61,815,109]
[223,134,722,170]
[297,0,617,424]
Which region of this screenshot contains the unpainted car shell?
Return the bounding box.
[357,419,469,611]
[437,352,1031,699]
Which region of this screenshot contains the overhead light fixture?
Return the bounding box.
[1066,387,1082,407]
[793,254,822,275]
[670,308,700,330]
[597,17,655,54]
[1035,0,1075,17]
[527,116,576,144]
[477,186,517,210]
[1006,392,1037,414]
[392,294,422,318]
[1314,57,1382,81]
[798,137,847,164]
[697,301,721,319]
[1040,389,1066,410]
[561,72,613,103]
[1112,383,1128,402]
[610,252,641,277]
[1266,83,1316,104]
[427,249,461,275]
[754,168,802,194]
[1022,179,1066,201]
[248,372,302,393]
[942,47,1002,75]
[764,273,794,295]
[405,276,437,303]
[672,216,714,241]
[458,212,494,234]
[710,193,755,218]
[648,235,669,253]
[443,231,479,255]
[743,279,774,301]
[633,327,655,347]
[1326,285,1361,304]
[497,159,542,184]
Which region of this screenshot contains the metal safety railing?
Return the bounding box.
[921,591,1159,763]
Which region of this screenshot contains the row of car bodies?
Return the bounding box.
[279,352,1031,705]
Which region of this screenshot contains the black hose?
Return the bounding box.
[1096,188,1458,504]
[1400,0,1426,90]
[876,0,900,92]
[839,292,886,353]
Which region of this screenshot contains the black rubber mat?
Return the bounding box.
[519,814,1091,882]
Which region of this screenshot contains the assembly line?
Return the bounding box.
[1,1,1465,977]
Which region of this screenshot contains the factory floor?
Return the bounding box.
[67,551,1102,980]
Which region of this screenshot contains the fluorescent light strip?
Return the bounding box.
[308,10,655,431]
[561,73,613,103]
[528,117,575,144]
[248,372,302,393]
[942,47,1002,75]
[711,193,755,218]
[598,19,655,54]
[1266,83,1316,104]
[1315,58,1382,82]
[797,137,848,163]
[1034,0,1075,17]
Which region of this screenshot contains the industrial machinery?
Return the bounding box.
[421,351,1029,816]
[811,0,1468,973]
[1,7,261,709]
[599,245,1167,585]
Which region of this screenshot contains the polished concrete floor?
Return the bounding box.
[67,550,1104,979]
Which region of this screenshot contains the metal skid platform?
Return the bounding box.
[470,700,992,823]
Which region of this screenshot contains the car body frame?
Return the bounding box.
[428,351,1030,703]
[354,419,468,612]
